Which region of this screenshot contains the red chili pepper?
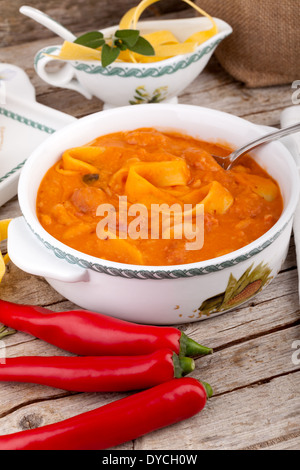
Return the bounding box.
[0,299,212,357]
[0,377,212,450]
[0,349,195,392]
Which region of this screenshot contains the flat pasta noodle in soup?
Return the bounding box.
[36,128,283,266]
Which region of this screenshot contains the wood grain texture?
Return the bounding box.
[0,0,190,47]
[135,373,300,450]
[0,1,299,450]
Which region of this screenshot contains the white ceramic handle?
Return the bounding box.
[34,47,93,99]
[8,217,89,283]
[20,5,77,42]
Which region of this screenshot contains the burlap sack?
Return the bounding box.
[196,0,300,87]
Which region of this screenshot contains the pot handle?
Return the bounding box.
[8,217,89,283]
[34,46,93,99]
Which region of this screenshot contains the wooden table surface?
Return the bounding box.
[0,2,300,451]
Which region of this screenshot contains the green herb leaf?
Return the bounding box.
[101,44,121,67]
[114,39,128,51]
[128,36,155,56]
[73,28,154,67]
[74,31,105,49]
[115,29,140,48]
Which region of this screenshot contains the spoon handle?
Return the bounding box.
[228,122,300,168]
[20,6,77,42]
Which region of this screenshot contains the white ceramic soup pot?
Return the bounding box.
[8,104,299,325]
[34,17,232,108]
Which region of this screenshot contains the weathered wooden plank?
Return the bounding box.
[282,235,297,271]
[134,372,300,450]
[0,382,71,421]
[0,339,75,417]
[0,314,298,437]
[192,325,300,395]
[0,0,190,47]
[264,437,300,450]
[0,262,65,306]
[181,76,293,127]
[3,367,296,451]
[0,197,21,219]
[181,267,299,352]
[0,355,298,450]
[0,387,133,450]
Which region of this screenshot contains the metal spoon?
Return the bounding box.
[20,5,76,42]
[213,122,300,170]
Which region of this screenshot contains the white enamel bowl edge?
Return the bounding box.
[9,104,300,324]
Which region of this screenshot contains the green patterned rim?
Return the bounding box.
[25,217,289,280]
[34,37,224,79]
[34,46,61,68]
[0,107,55,184]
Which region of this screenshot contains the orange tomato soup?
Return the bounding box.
[36,128,283,266]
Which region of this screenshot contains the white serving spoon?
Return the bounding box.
[213,122,300,170]
[20,5,77,42]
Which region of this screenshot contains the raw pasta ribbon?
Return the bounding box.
[52,0,218,64]
[0,219,11,282]
[118,0,218,63]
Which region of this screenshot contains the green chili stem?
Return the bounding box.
[200,380,213,399]
[173,353,195,378]
[179,332,213,357]
[0,326,16,340]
